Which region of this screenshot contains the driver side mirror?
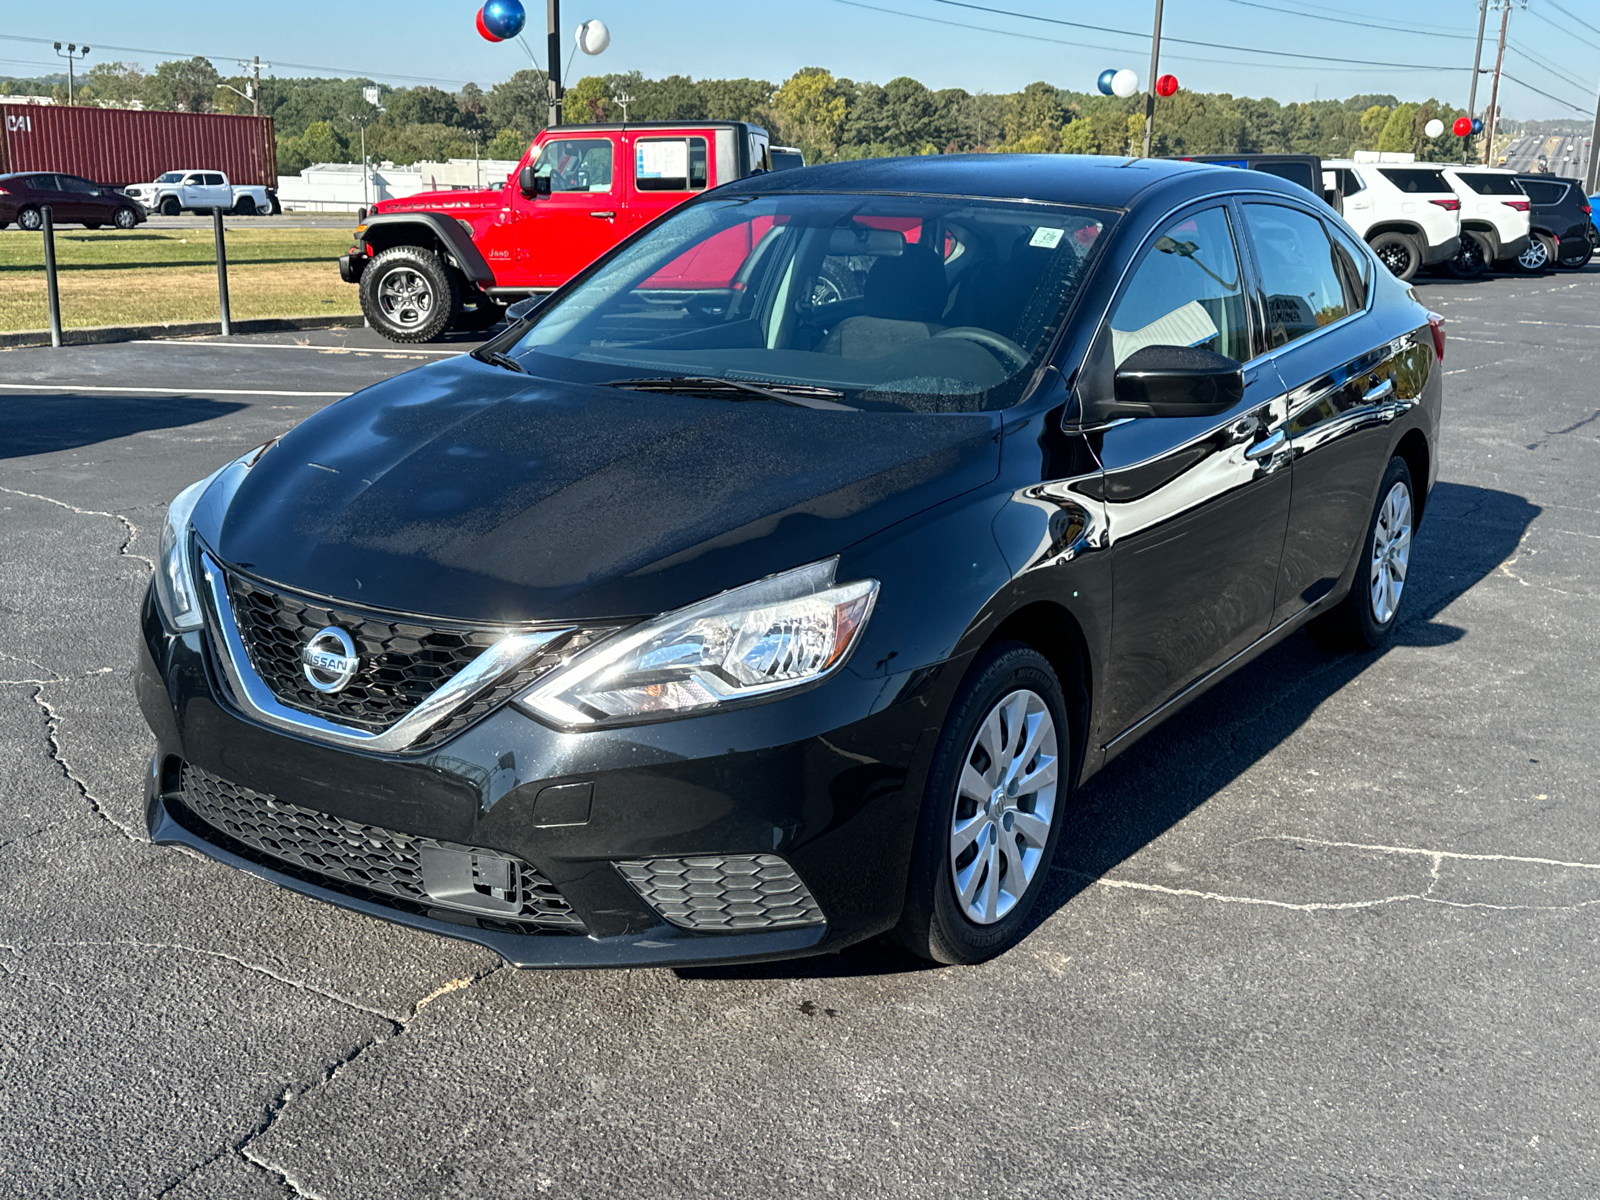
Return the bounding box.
[1083,344,1244,422]
[519,165,550,199]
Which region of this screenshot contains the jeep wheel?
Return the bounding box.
[1369,231,1422,281]
[360,245,460,343]
[159,197,181,217]
[113,206,139,230]
[18,206,43,232]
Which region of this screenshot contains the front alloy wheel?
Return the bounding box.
[949,689,1058,925]
[113,206,139,230]
[360,245,460,343]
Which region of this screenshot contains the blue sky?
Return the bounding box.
[1,0,1593,120]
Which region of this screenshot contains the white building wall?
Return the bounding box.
[276,158,520,212]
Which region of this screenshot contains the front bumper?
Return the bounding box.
[136,588,954,968]
[338,251,368,284]
[1421,233,1460,266]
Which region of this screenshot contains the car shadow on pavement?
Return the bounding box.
[678,481,1538,983]
[0,393,246,459]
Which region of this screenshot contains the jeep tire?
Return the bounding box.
[360,245,461,343]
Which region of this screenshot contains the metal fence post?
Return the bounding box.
[213,207,232,336]
[41,205,63,349]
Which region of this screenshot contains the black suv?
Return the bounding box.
[1513,174,1596,270]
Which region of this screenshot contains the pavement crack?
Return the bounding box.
[29,684,141,842]
[0,484,155,574]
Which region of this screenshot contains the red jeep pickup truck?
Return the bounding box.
[340,120,774,342]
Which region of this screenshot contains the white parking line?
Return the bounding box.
[158,340,465,357]
[0,383,348,397]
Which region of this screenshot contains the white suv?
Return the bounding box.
[1323,160,1461,280]
[1434,165,1531,275]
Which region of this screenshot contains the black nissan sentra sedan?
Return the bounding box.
[137,156,1442,968]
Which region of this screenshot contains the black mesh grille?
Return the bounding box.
[175,763,583,931]
[616,855,825,930]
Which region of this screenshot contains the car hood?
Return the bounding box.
[206,357,1002,624]
[370,187,505,218]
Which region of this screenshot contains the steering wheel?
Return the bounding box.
[931,327,1031,371]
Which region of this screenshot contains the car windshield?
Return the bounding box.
[501,192,1115,413]
[157,172,184,183]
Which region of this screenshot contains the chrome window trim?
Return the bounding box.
[197,550,571,755]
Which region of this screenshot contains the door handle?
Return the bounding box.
[1363,377,1395,404]
[1244,429,1288,463]
[589,210,616,219]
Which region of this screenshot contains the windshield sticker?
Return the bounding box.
[1029,226,1064,248]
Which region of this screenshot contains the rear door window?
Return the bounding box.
[58,175,98,194]
[1108,205,1251,366]
[1520,179,1567,206]
[1243,203,1354,349]
[1326,222,1371,311]
[1457,172,1525,196]
[633,137,709,192]
[203,173,226,187]
[1378,168,1451,194]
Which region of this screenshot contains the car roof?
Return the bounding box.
[713,153,1319,211]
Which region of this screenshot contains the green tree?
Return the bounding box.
[483,70,549,140]
[1376,103,1419,153]
[277,120,350,174]
[561,76,616,123]
[1002,82,1067,151]
[773,68,848,161]
[486,127,533,161]
[81,61,146,106]
[144,56,222,113]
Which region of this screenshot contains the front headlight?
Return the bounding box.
[153,471,221,631]
[516,558,878,728]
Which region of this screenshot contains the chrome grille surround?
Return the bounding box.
[175,763,583,930]
[615,855,825,931]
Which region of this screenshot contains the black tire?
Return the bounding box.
[159,197,181,217]
[1446,232,1489,279]
[17,206,43,232]
[891,643,1072,965]
[1310,456,1416,651]
[1515,233,1555,273]
[113,206,139,230]
[83,222,102,231]
[1369,231,1422,281]
[232,197,257,216]
[1558,241,1593,269]
[454,298,507,331]
[359,245,461,343]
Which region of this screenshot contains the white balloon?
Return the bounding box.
[576,19,610,55]
[1424,118,1445,138]
[1111,68,1139,99]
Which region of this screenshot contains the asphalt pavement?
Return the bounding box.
[1,270,1598,1198]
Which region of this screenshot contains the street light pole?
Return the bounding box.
[546,0,562,128]
[1141,0,1165,159]
[1465,0,1489,162]
[1586,90,1600,192]
[52,42,90,106]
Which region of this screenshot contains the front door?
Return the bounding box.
[1089,202,1294,740]
[515,134,622,287]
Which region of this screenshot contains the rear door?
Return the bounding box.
[56,174,105,224]
[516,134,622,287]
[623,132,712,237]
[29,174,77,221]
[202,173,231,209]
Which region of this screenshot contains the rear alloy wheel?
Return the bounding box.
[1369,231,1422,281]
[360,245,461,343]
[17,206,43,232]
[1446,233,1489,278]
[892,643,1070,965]
[159,197,181,217]
[113,206,139,230]
[1558,241,1593,269]
[1310,456,1415,650]
[1516,234,1554,272]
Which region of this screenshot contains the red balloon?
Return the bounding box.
[476,7,504,42]
[1453,116,1473,137]
[1156,74,1179,98]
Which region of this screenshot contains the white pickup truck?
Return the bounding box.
[123,170,276,217]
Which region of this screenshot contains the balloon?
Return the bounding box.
[1111,68,1138,99]
[1471,117,1484,134]
[475,7,503,42]
[1097,69,1117,96]
[1453,116,1472,137]
[1424,118,1445,138]
[1156,74,1178,98]
[575,19,611,55]
[481,0,527,40]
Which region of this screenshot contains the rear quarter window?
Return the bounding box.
[1520,180,1567,206]
[1379,168,1451,194]
[1457,173,1524,196]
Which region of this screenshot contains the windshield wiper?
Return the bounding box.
[473,348,528,375]
[608,376,854,410]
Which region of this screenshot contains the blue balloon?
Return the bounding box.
[1471,117,1484,134]
[1097,69,1117,96]
[482,0,527,40]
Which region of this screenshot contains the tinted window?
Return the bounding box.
[533,138,613,193]
[28,174,60,192]
[1521,179,1567,206]
[58,175,98,194]
[1457,172,1524,196]
[1109,206,1250,366]
[1334,168,1365,196]
[1253,161,1316,193]
[770,149,805,171]
[1244,203,1352,349]
[633,137,709,192]
[1327,222,1371,310]
[1378,168,1451,194]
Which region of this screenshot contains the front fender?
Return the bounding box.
[361,212,495,284]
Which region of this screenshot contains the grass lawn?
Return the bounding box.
[0,228,361,331]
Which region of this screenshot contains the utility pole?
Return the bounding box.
[546,0,562,128]
[1465,0,1489,162]
[1140,0,1165,158]
[1483,1,1513,165]
[1586,90,1600,192]
[53,42,90,106]
[251,56,261,117]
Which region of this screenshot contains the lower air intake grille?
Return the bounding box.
[175,764,583,931]
[615,855,824,931]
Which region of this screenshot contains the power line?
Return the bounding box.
[1524,7,1600,54]
[1215,0,1474,42]
[1500,71,1591,114]
[1542,0,1600,41]
[915,0,1473,70]
[1507,41,1591,94]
